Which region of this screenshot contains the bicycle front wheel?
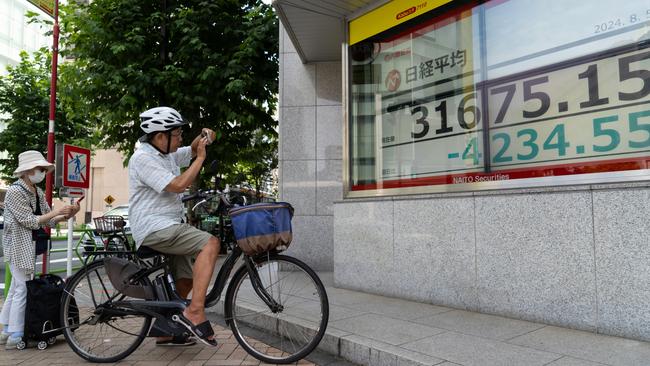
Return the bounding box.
[225,254,329,364]
[61,260,152,363]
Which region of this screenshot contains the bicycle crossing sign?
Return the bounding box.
[62,144,91,188]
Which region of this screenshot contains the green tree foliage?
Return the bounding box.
[232,129,277,198]
[60,0,279,188]
[0,49,95,181]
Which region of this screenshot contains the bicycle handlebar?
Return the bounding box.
[181,192,201,203]
[181,188,234,214]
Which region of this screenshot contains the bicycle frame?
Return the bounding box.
[86,242,281,327]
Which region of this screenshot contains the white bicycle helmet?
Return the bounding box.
[139,106,188,134]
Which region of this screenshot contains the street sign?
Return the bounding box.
[61,144,91,189]
[60,187,85,198]
[104,195,115,205]
[26,0,54,18]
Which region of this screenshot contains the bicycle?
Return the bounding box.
[59,184,329,364]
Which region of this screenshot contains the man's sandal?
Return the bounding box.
[171,314,218,347]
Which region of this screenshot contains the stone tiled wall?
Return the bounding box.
[278,23,342,271]
[278,22,650,341]
[333,185,650,342]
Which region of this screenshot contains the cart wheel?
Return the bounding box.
[37,341,47,350]
[16,340,26,350]
[47,337,56,345]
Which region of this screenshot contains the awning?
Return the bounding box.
[273,0,378,63]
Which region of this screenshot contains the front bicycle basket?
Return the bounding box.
[228,202,294,255]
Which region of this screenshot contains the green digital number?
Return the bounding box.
[492,133,512,163]
[462,137,480,165]
[592,116,620,152]
[543,124,570,156]
[516,129,538,160]
[628,110,650,148]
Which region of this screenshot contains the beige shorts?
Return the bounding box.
[141,223,213,280]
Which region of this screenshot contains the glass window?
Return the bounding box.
[348,0,650,193]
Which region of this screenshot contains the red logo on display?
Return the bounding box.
[385,70,401,92]
[396,6,416,19]
[384,49,412,61]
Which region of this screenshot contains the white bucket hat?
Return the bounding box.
[13,150,55,177]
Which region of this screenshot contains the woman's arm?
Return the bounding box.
[39,189,79,227]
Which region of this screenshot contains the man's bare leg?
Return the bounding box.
[159,239,218,343]
[176,278,193,298]
[183,237,220,328]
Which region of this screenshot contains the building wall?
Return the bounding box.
[0,0,51,74]
[278,23,342,271]
[333,185,650,341]
[278,22,650,342]
[87,149,130,218]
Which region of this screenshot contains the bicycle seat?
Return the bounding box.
[136,245,165,259]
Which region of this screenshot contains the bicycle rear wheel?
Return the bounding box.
[225,254,329,364]
[61,260,152,363]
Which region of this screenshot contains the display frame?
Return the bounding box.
[343,0,650,198]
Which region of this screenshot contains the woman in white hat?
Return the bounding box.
[0,150,79,348]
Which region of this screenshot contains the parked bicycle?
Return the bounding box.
[59,182,329,364]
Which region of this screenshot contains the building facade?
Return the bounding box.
[275,0,650,341]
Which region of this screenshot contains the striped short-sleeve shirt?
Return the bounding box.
[128,143,191,247]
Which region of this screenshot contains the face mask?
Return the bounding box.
[29,170,46,184]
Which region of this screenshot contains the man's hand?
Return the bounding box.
[196,135,209,161]
[200,128,216,145]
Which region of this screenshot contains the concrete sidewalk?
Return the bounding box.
[234,272,650,366]
[4,271,650,366]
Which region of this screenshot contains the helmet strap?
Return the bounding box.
[148,132,172,155]
[165,131,172,154]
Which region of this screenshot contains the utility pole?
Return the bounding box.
[44,0,60,274]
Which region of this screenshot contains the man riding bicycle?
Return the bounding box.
[128,106,219,346]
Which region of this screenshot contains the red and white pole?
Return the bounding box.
[44,0,60,274]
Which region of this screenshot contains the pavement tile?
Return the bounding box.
[546,356,610,365]
[509,326,650,366]
[412,310,545,341]
[402,331,562,366]
[330,313,446,346]
[340,334,444,366]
